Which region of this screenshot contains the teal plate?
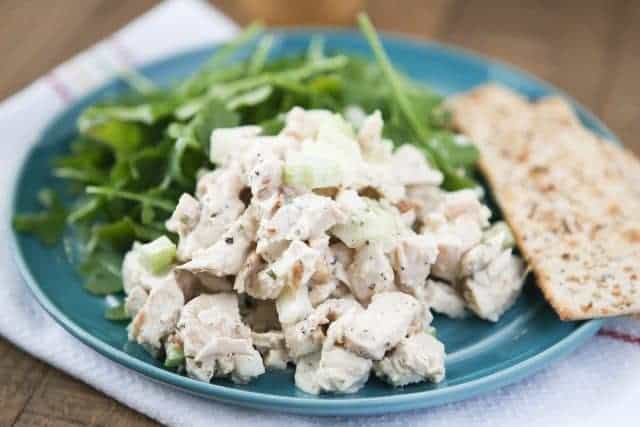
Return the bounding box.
[10,29,606,416]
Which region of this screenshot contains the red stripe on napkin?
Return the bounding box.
[598,329,640,346]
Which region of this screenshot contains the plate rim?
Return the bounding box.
[9,28,607,415]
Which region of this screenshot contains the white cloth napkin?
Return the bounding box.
[1,1,639,426]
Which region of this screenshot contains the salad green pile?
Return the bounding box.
[13,15,478,314]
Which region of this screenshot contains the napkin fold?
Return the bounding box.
[1,1,639,426]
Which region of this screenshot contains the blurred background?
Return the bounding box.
[0,0,638,426]
[1,0,637,147]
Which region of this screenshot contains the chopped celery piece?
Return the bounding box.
[283,151,344,189]
[164,342,185,368]
[138,236,176,274]
[330,199,401,250]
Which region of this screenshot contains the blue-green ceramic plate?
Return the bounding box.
[10,30,606,416]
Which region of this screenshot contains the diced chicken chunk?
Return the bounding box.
[209,125,262,166]
[343,292,423,360]
[315,346,372,394]
[330,242,353,287]
[309,279,338,307]
[234,251,264,295]
[129,276,184,351]
[440,189,491,228]
[276,280,314,325]
[253,240,319,300]
[293,306,371,395]
[461,250,526,322]
[124,286,148,318]
[392,145,443,186]
[165,193,200,240]
[283,298,362,358]
[247,150,283,199]
[176,166,246,260]
[122,243,169,293]
[423,279,467,319]
[282,107,334,141]
[459,232,507,277]
[178,207,258,277]
[258,193,346,244]
[178,293,264,383]
[374,332,445,386]
[431,218,484,282]
[252,331,290,370]
[294,353,322,394]
[348,243,396,303]
[392,233,439,294]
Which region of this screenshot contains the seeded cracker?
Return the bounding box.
[447,84,640,320]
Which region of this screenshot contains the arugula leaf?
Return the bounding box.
[13,189,67,245]
[87,216,166,253]
[81,249,123,295]
[247,34,275,76]
[16,20,484,302]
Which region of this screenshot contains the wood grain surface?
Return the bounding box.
[1,0,638,425]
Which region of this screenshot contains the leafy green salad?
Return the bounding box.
[13,15,479,320]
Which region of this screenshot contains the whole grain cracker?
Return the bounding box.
[447,84,640,320]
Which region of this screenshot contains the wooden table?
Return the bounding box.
[1,1,638,425]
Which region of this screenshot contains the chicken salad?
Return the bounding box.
[123,107,526,393]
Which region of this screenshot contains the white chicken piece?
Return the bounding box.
[407,184,445,218]
[374,332,445,386]
[124,286,148,318]
[431,218,485,282]
[440,189,491,228]
[276,281,314,325]
[347,243,396,303]
[178,207,258,277]
[282,107,334,141]
[248,153,283,199]
[258,193,347,244]
[330,242,353,288]
[293,306,371,395]
[129,276,184,352]
[234,251,263,295]
[294,353,323,395]
[461,250,526,322]
[252,331,291,370]
[355,163,406,203]
[176,166,246,261]
[459,232,506,277]
[309,236,332,284]
[253,240,320,300]
[392,233,439,294]
[342,292,423,360]
[357,110,383,150]
[256,239,289,264]
[315,346,372,394]
[309,279,338,307]
[209,125,262,166]
[422,279,467,319]
[165,193,200,242]
[178,293,264,383]
[283,298,362,359]
[314,307,372,394]
[357,110,394,164]
[251,189,283,223]
[122,242,170,293]
[391,145,444,187]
